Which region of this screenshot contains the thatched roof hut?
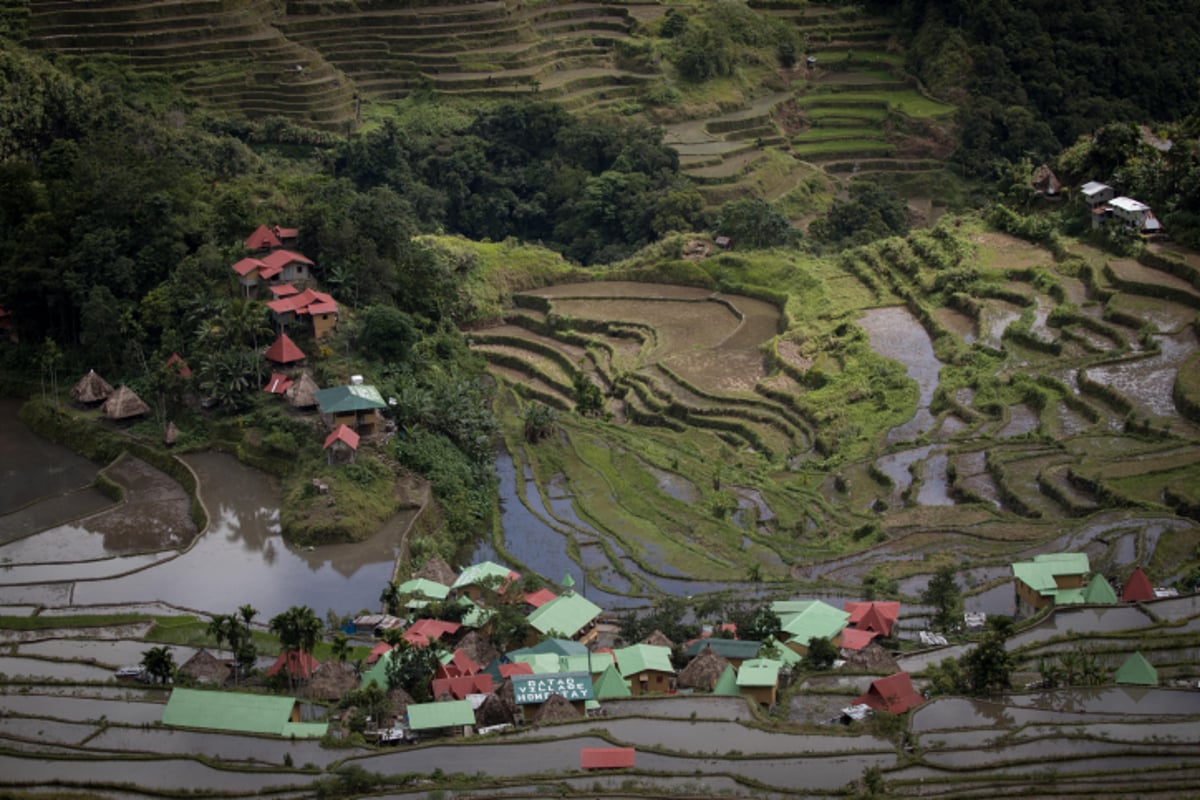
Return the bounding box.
[456,630,500,669]
[70,369,114,405]
[101,385,150,420]
[285,370,320,409]
[843,642,900,674]
[386,686,415,719]
[641,629,675,649]
[178,649,230,685]
[413,556,458,587]
[677,645,731,691]
[475,692,516,728]
[306,661,359,701]
[534,693,580,723]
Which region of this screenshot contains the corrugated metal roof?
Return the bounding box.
[315,384,387,414]
[527,593,602,637]
[162,688,325,737]
[612,644,673,678]
[735,658,781,688]
[773,600,850,644]
[1115,651,1157,685]
[407,699,475,730]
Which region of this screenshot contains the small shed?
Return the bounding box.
[1114,651,1157,686]
[324,424,359,464]
[736,658,782,706]
[581,747,635,770]
[69,369,114,405]
[101,385,150,420]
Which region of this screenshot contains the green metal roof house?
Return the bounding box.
[452,561,519,602]
[407,699,476,736]
[712,665,740,697]
[736,658,782,705]
[527,592,602,640]
[1012,553,1090,613]
[771,600,850,654]
[1114,651,1158,686]
[314,384,387,435]
[613,644,674,696]
[398,578,450,601]
[161,688,327,738]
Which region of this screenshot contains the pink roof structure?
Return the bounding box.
[432,673,494,700]
[244,224,281,251]
[266,650,320,679]
[499,662,534,678]
[267,288,336,317]
[164,353,192,378]
[264,333,306,365]
[259,249,314,280]
[839,628,879,652]
[273,225,299,241]
[404,619,461,647]
[1122,567,1155,603]
[853,672,924,715]
[263,373,294,395]
[323,425,360,451]
[581,747,636,769]
[524,589,558,608]
[269,284,299,298]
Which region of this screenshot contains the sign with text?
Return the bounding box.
[512,671,594,704]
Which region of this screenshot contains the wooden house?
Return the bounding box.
[314,383,387,436]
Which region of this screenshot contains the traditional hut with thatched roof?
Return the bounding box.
[475,691,517,728]
[386,687,415,723]
[285,371,320,409]
[641,629,675,649]
[307,661,359,702]
[533,693,580,724]
[677,645,732,692]
[456,630,500,669]
[102,385,150,420]
[843,642,900,674]
[178,649,230,685]
[413,556,458,587]
[70,369,114,406]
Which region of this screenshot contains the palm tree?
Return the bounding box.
[380,580,402,616]
[207,614,232,652]
[141,646,175,685]
[270,605,324,689]
[331,633,350,664]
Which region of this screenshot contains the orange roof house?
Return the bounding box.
[853,672,924,715]
[324,424,359,464]
[269,284,299,298]
[245,224,282,251]
[845,602,900,637]
[432,673,494,700]
[264,333,306,365]
[404,619,461,648]
[839,628,880,652]
[1121,567,1155,603]
[231,257,269,293]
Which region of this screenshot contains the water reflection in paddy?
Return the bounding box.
[858,307,942,444]
[71,452,406,619]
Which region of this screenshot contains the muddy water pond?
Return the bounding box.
[0,400,99,517]
[858,307,941,443]
[86,726,348,767]
[68,451,406,618]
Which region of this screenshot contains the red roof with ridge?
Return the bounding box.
[854,672,923,714]
[231,257,267,277]
[244,224,281,251]
[1121,567,1155,602]
[323,425,359,451]
[845,602,900,637]
[404,619,461,647]
[264,333,306,364]
[581,747,636,769]
[524,589,558,608]
[263,373,294,395]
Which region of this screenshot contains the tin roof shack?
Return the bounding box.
[736,658,782,706]
[1012,553,1090,615]
[315,384,387,437]
[407,699,475,739]
[613,644,675,696]
[853,672,924,715]
[162,688,326,738]
[772,600,849,655]
[513,671,594,720]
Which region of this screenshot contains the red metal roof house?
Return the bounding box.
[853,672,924,715]
[845,601,900,637]
[324,424,359,464]
[266,650,320,682]
[244,224,282,252]
[264,333,306,365]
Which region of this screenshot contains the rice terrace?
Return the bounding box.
[3,0,1200,797]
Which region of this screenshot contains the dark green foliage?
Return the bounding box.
[716,198,797,249]
[140,645,175,684]
[920,565,962,634]
[523,402,559,443]
[573,373,605,416]
[960,625,1014,696]
[384,640,443,701]
[617,596,700,646]
[809,182,909,247]
[725,604,781,642]
[359,305,418,364]
[805,636,838,670]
